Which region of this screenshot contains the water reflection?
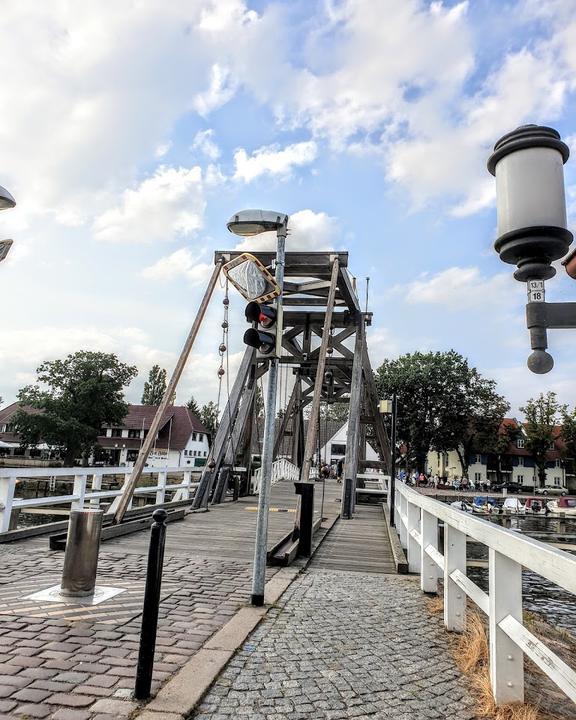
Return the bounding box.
[447,508,576,635]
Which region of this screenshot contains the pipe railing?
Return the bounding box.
[0,466,199,533]
[393,481,576,706]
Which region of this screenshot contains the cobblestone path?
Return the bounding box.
[192,570,478,720]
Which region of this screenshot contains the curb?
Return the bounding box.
[133,514,340,719]
[381,503,408,574]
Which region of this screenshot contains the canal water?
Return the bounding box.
[461,512,576,635]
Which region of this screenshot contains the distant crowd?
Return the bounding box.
[399,470,490,491]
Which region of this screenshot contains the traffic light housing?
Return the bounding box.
[244,300,283,358]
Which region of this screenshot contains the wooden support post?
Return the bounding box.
[341,318,364,519]
[273,380,299,460]
[420,509,438,594]
[113,260,222,524]
[300,258,340,482]
[489,549,524,704]
[443,525,466,632]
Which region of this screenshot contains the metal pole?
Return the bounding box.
[113,261,222,524]
[251,222,287,607]
[134,509,167,700]
[389,393,397,527]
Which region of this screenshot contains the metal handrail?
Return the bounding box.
[393,481,576,705]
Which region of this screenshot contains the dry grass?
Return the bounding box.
[428,596,546,720]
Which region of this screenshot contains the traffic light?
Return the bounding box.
[244,300,282,358]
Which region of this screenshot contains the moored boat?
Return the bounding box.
[547,497,576,516]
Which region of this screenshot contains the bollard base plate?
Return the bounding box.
[25,584,125,606]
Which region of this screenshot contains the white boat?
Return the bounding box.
[502,497,524,514]
[547,497,576,516]
[450,500,474,513]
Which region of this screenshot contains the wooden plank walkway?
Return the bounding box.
[310,504,396,574]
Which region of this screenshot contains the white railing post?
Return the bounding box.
[399,493,407,549]
[0,476,16,533]
[394,485,400,527]
[156,471,167,504]
[71,474,87,509]
[420,509,438,593]
[443,525,466,632]
[489,549,524,704]
[89,474,102,507]
[182,471,191,500]
[407,501,421,573]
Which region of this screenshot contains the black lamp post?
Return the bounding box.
[488,125,576,374]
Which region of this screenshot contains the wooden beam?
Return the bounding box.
[362,338,391,469]
[341,320,364,518]
[300,258,340,482]
[338,266,361,314]
[192,347,255,509]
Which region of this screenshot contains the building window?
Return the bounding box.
[128,429,141,439]
[192,432,197,441]
[198,433,203,442]
[518,457,524,467]
[517,475,524,484]
[474,472,481,482]
[111,428,122,438]
[331,443,346,455]
[204,451,207,457]
[549,441,555,450]
[516,439,524,449]
[554,477,561,486]
[556,459,561,468]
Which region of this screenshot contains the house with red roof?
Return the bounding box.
[0,403,210,468]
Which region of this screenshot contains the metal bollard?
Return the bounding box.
[294,482,315,557]
[134,509,168,700]
[61,509,104,597]
[342,477,353,519]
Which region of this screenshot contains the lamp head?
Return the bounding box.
[227,209,288,237]
[0,185,15,211]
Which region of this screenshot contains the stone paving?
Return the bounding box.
[191,570,478,720]
[0,543,278,719]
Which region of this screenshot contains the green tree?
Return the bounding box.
[141,365,168,405]
[320,402,349,422]
[492,422,520,483]
[375,350,507,474]
[200,401,219,439]
[186,395,201,415]
[520,392,563,488]
[14,351,137,465]
[560,404,576,475]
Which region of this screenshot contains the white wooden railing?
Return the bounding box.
[0,466,199,533]
[252,458,300,493]
[394,481,576,706]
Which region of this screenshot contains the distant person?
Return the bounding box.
[321,463,330,480]
[336,458,344,483]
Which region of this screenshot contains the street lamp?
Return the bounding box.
[0,184,16,264]
[379,396,397,527]
[227,208,289,607]
[487,125,576,374]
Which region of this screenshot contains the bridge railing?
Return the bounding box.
[394,481,576,706]
[252,457,300,493]
[0,466,199,533]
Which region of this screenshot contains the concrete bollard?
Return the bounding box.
[60,508,104,597]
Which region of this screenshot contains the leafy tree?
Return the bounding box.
[186,395,201,416]
[14,351,137,465]
[492,422,520,483]
[560,404,576,474]
[520,392,563,488]
[141,365,168,405]
[375,350,507,474]
[200,401,219,439]
[320,402,349,422]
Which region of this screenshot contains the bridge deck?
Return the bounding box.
[310,503,395,574]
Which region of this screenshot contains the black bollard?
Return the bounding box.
[342,477,353,519]
[294,482,315,557]
[134,509,168,700]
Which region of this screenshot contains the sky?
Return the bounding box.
[1,0,576,417]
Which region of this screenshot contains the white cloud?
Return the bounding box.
[191,129,221,160]
[93,166,206,243]
[141,247,212,285]
[234,209,338,251]
[400,267,511,309]
[366,327,401,367]
[193,64,237,117]
[233,141,318,182]
[155,141,172,158]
